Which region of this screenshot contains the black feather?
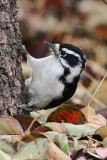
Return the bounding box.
[45,66,80,109]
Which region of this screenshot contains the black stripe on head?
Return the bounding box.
[60,44,86,61]
[60,43,86,68]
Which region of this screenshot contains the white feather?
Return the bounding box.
[26,54,64,108]
[66,64,82,83]
[62,48,81,61]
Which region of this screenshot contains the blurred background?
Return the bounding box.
[17,0,107,114]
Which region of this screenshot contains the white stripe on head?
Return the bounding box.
[62,48,81,60]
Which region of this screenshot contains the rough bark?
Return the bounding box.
[0,0,25,115]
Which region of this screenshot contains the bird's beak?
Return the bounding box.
[44,41,59,58]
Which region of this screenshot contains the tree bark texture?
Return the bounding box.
[0,0,25,115]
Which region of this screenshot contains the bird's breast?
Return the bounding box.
[27,56,65,108]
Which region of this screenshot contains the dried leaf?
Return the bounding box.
[96,147,107,159]
[30,107,58,123]
[14,115,40,132]
[81,106,106,128]
[34,126,52,133]
[0,116,23,135]
[45,131,59,143]
[0,140,15,154]
[0,135,21,143]
[46,142,71,160]
[47,104,86,124]
[95,125,107,139]
[56,133,69,155]
[69,140,88,152]
[0,150,12,160]
[22,132,45,142]
[46,132,69,155]
[103,137,107,146]
[45,122,66,133]
[62,123,96,139]
[13,139,49,160]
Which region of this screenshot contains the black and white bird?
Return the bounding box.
[24,41,86,110]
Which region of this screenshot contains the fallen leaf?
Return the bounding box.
[45,131,58,138]
[0,140,15,154]
[69,140,88,153]
[56,133,69,155]
[47,104,86,124]
[30,107,57,123]
[13,139,49,160]
[22,132,45,142]
[14,115,40,132]
[62,123,96,139]
[95,125,107,139]
[0,150,12,160]
[0,135,21,143]
[81,106,106,128]
[96,146,107,159]
[46,142,71,160]
[103,137,107,146]
[0,116,23,135]
[45,122,66,133]
[46,132,69,155]
[34,126,52,133]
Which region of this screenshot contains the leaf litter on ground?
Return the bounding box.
[0,72,106,159]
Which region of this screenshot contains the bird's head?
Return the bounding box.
[44,41,86,71]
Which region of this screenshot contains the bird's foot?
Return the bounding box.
[17,104,33,115]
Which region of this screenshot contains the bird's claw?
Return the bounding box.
[17,104,33,115]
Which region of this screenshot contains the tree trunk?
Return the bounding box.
[0,0,25,115]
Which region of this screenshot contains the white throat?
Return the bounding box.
[65,64,82,83]
[57,56,82,83]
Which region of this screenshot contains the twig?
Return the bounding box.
[87,70,107,107]
[84,148,95,151]
[7,122,24,137]
[79,83,106,108]
[39,132,53,143]
[17,139,26,146]
[87,136,103,145]
[24,118,37,135]
[9,138,26,146]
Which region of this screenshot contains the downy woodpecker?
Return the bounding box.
[24,41,86,111]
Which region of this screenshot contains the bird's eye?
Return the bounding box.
[61,51,67,57]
